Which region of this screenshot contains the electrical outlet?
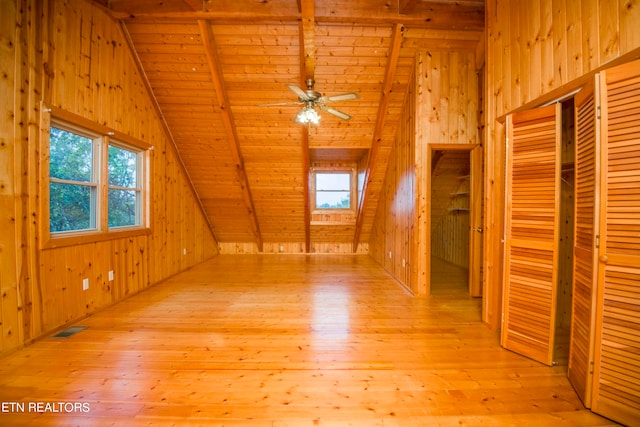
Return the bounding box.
[402,259,406,267]
[279,245,284,252]
[82,278,89,291]
[388,251,392,259]
[108,270,114,281]
[183,248,187,255]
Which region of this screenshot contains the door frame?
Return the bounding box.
[425,143,483,297]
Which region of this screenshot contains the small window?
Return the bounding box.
[49,126,99,233]
[314,172,352,209]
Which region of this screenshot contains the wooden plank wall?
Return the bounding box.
[0,0,21,356]
[219,241,369,255]
[483,0,640,328]
[369,76,416,290]
[0,0,218,355]
[417,51,480,145]
[370,49,479,294]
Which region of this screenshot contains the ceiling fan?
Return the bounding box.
[259,79,358,125]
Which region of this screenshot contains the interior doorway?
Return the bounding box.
[430,150,471,295]
[426,144,483,298]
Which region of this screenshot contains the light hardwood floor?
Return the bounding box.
[0,255,619,426]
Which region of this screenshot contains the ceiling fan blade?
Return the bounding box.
[257,101,304,106]
[321,92,359,102]
[324,106,352,121]
[286,84,311,101]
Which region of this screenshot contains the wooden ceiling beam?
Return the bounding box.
[301,127,311,253]
[298,0,315,253]
[398,0,419,14]
[353,23,404,252]
[117,15,482,31]
[399,0,483,14]
[182,0,204,11]
[104,1,483,30]
[198,19,263,250]
[299,0,316,82]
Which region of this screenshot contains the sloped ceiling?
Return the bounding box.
[92,0,484,252]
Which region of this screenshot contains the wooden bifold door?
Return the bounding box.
[587,59,640,426]
[502,103,561,367]
[504,59,640,426]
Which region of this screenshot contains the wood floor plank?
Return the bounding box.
[0,255,619,426]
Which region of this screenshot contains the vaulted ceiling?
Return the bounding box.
[92,0,484,252]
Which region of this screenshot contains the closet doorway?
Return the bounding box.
[426,144,483,298]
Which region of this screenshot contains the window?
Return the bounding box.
[312,170,355,211]
[49,126,98,232]
[108,145,142,228]
[44,112,149,246]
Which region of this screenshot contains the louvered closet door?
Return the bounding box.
[591,59,640,426]
[568,78,599,407]
[502,104,561,366]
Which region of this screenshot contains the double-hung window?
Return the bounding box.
[312,169,356,212]
[44,111,150,247]
[107,144,142,228]
[49,126,99,233]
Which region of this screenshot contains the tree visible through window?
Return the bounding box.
[315,172,351,209]
[108,145,141,227]
[49,121,145,235]
[49,127,97,232]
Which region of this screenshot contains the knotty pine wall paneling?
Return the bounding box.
[370,49,480,294]
[369,76,416,291]
[483,0,640,329]
[0,0,22,355]
[218,242,260,254]
[0,0,218,355]
[414,50,480,295]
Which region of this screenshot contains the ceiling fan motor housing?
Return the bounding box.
[303,78,321,101]
[303,90,322,101]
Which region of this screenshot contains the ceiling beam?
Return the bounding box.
[182,0,204,11]
[402,28,483,52]
[299,0,316,81]
[298,0,315,253]
[353,23,404,252]
[301,127,311,253]
[106,2,483,30]
[399,0,484,14]
[198,19,263,251]
[398,0,419,14]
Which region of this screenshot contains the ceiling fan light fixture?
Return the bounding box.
[295,105,321,125]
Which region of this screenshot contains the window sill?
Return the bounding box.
[312,208,356,215]
[310,220,356,226]
[42,227,152,250]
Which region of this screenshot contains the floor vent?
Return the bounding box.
[52,326,88,338]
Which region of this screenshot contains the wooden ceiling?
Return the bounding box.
[92,0,484,252]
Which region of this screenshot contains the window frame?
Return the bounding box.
[107,142,144,229]
[310,167,357,214]
[48,123,101,233]
[41,106,152,249]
